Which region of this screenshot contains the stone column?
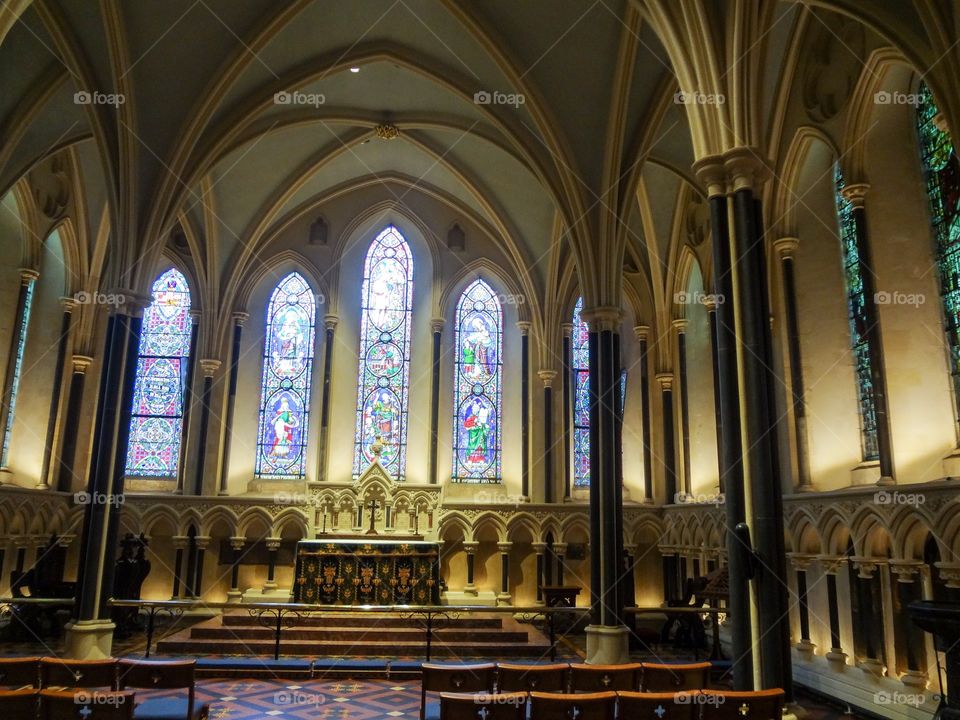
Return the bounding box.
[789,554,816,660]
[227,536,246,602]
[429,318,443,484]
[39,297,76,489]
[191,536,210,598]
[774,237,813,490]
[539,370,557,503]
[171,536,188,600]
[66,292,147,659]
[463,541,479,595]
[673,319,691,496]
[0,268,39,473]
[218,312,248,494]
[890,561,927,687]
[820,555,848,668]
[315,313,337,481]
[264,538,281,591]
[561,323,573,500]
[190,359,220,495]
[582,306,628,664]
[703,299,724,494]
[57,354,94,492]
[497,542,512,606]
[850,557,885,677]
[533,542,547,605]
[518,322,531,500]
[623,544,637,607]
[554,542,568,585]
[657,373,677,503]
[634,326,653,502]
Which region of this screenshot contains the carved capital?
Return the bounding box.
[229,536,246,551]
[692,155,727,198]
[265,538,282,552]
[532,542,548,554]
[787,552,816,571]
[850,556,881,579]
[935,562,960,588]
[841,182,870,208]
[553,542,568,556]
[19,268,40,284]
[723,147,771,193]
[171,535,189,550]
[199,359,221,377]
[656,372,674,391]
[580,306,622,332]
[516,321,531,335]
[560,322,574,338]
[889,561,923,583]
[193,535,212,551]
[497,542,512,554]
[773,236,800,258]
[232,311,250,327]
[462,541,479,554]
[817,555,847,575]
[633,325,649,341]
[430,317,445,333]
[538,369,558,388]
[672,318,688,333]
[71,354,94,374]
[59,296,78,312]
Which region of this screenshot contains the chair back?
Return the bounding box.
[422,664,496,720]
[497,663,568,693]
[617,691,700,720]
[440,692,527,720]
[39,658,117,690]
[529,691,615,720]
[0,688,39,716]
[568,663,641,692]
[0,657,40,688]
[640,662,711,692]
[701,689,785,720]
[118,658,196,689]
[40,690,135,719]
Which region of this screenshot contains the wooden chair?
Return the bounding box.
[529,691,615,720]
[421,663,497,720]
[40,689,135,719]
[617,691,701,720]
[39,658,117,690]
[496,663,568,693]
[700,689,785,720]
[0,657,40,688]
[439,691,527,720]
[0,688,39,717]
[119,659,210,719]
[640,662,711,692]
[568,663,641,692]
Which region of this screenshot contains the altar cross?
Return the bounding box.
[366,498,380,535]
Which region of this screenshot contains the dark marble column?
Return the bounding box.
[657,374,677,503]
[674,319,691,496]
[463,541,478,594]
[429,318,443,484]
[192,536,210,598]
[561,323,573,500]
[623,545,637,607]
[705,301,724,493]
[634,326,653,502]
[218,312,247,494]
[170,536,187,600]
[317,314,338,482]
[790,555,815,658]
[0,269,38,473]
[228,537,245,602]
[518,322,531,499]
[534,542,546,604]
[57,354,93,492]
[539,370,557,503]
[497,542,511,605]
[554,542,567,585]
[39,298,76,489]
[263,538,280,592]
[192,359,220,495]
[821,557,848,665]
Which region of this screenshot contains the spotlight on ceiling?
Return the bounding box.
[349,66,361,73]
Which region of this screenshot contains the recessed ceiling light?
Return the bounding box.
[350,66,361,73]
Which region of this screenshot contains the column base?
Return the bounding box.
[825,649,848,671]
[34,482,50,490]
[496,593,512,606]
[585,624,630,665]
[900,670,928,688]
[226,590,243,603]
[64,619,115,660]
[262,581,278,591]
[795,640,816,661]
[876,476,895,487]
[859,657,885,680]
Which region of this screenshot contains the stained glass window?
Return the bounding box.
[572,297,591,487]
[916,82,960,418]
[0,277,35,467]
[255,272,316,478]
[125,268,192,476]
[452,279,502,482]
[354,226,413,478]
[834,165,880,461]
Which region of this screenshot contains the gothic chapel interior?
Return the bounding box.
[2,1,960,719]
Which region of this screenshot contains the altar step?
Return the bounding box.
[156,612,554,658]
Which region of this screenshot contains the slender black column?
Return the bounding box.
[844,185,894,481]
[464,542,477,590]
[675,320,691,495]
[624,547,637,607]
[562,325,573,500]
[555,543,566,585]
[796,566,811,644]
[824,563,844,653]
[658,374,677,503]
[535,543,545,603]
[636,327,653,501]
[57,355,93,492]
[192,361,219,495]
[40,300,75,488]
[429,319,442,484]
[0,270,38,470]
[706,304,724,493]
[540,370,556,503]
[733,183,791,696]
[519,323,531,498]
[176,318,199,492]
[171,539,185,599]
[775,238,812,489]
[229,537,244,598]
[193,538,208,597]
[498,543,511,601]
[264,539,279,590]
[218,313,247,494]
[317,315,337,481]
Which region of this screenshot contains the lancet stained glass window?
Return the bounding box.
[452,279,502,482]
[255,272,316,478]
[0,277,35,467]
[572,297,591,487]
[834,165,880,461]
[354,227,413,478]
[125,268,192,476]
[917,82,960,417]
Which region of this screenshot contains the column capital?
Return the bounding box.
[538,369,557,388]
[580,306,622,332]
[703,296,718,312]
[108,289,153,315]
[229,536,246,551]
[553,542,568,555]
[817,555,847,575]
[773,236,800,258]
[532,542,548,554]
[59,296,78,312]
[888,560,923,583]
[71,354,94,374]
[232,311,250,327]
[633,325,649,341]
[497,542,512,553]
[692,155,727,198]
[57,534,76,548]
[723,147,771,193]
[19,268,40,283]
[849,556,881,579]
[787,552,817,570]
[935,562,960,588]
[199,359,221,377]
[188,309,202,322]
[516,321,531,335]
[172,535,189,550]
[656,372,674,391]
[841,182,870,208]
[462,541,479,553]
[265,537,282,551]
[561,322,574,338]
[671,318,688,333]
[193,535,212,551]
[431,317,445,333]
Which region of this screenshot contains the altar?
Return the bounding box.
[293,539,440,605]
